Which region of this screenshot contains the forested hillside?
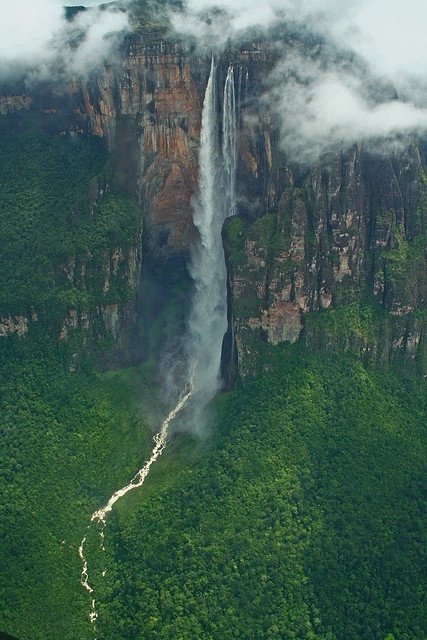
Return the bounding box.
[0,112,142,359]
[99,345,426,640]
[0,337,156,639]
[1,334,425,640]
[0,114,148,638]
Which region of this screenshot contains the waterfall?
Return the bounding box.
[186,58,237,423]
[223,65,237,217]
[79,56,237,631]
[237,66,243,111]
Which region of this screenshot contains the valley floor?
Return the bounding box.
[1,341,425,640]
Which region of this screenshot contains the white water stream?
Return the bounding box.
[78,379,194,627]
[79,57,237,631]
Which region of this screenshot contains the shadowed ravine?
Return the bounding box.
[78,57,237,631]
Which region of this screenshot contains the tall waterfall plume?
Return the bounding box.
[223,65,237,217]
[186,58,237,427]
[78,56,238,631]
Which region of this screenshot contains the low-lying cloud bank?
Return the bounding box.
[1,0,426,162]
[171,0,427,163]
[268,46,427,164]
[0,0,129,80]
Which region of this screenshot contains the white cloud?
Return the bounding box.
[2,0,426,160]
[174,0,427,83]
[0,0,63,66]
[63,1,108,5]
[0,0,129,79]
[172,0,427,162]
[63,7,129,76]
[330,0,427,79]
[270,50,427,164]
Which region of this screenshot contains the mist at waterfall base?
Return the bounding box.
[159,60,237,437]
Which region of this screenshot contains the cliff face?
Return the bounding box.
[227,129,427,376]
[1,35,426,376]
[222,47,427,377]
[65,37,203,258]
[56,240,143,363]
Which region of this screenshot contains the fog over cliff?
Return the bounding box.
[1,0,426,158]
[0,0,129,79]
[171,0,427,163]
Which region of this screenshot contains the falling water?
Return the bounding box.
[223,65,237,217]
[79,57,237,630]
[186,59,237,419]
[186,57,224,408]
[237,66,243,111]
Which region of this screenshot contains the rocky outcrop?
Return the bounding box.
[56,241,143,357]
[1,37,203,260]
[0,309,38,338]
[0,95,32,114]
[0,315,29,337]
